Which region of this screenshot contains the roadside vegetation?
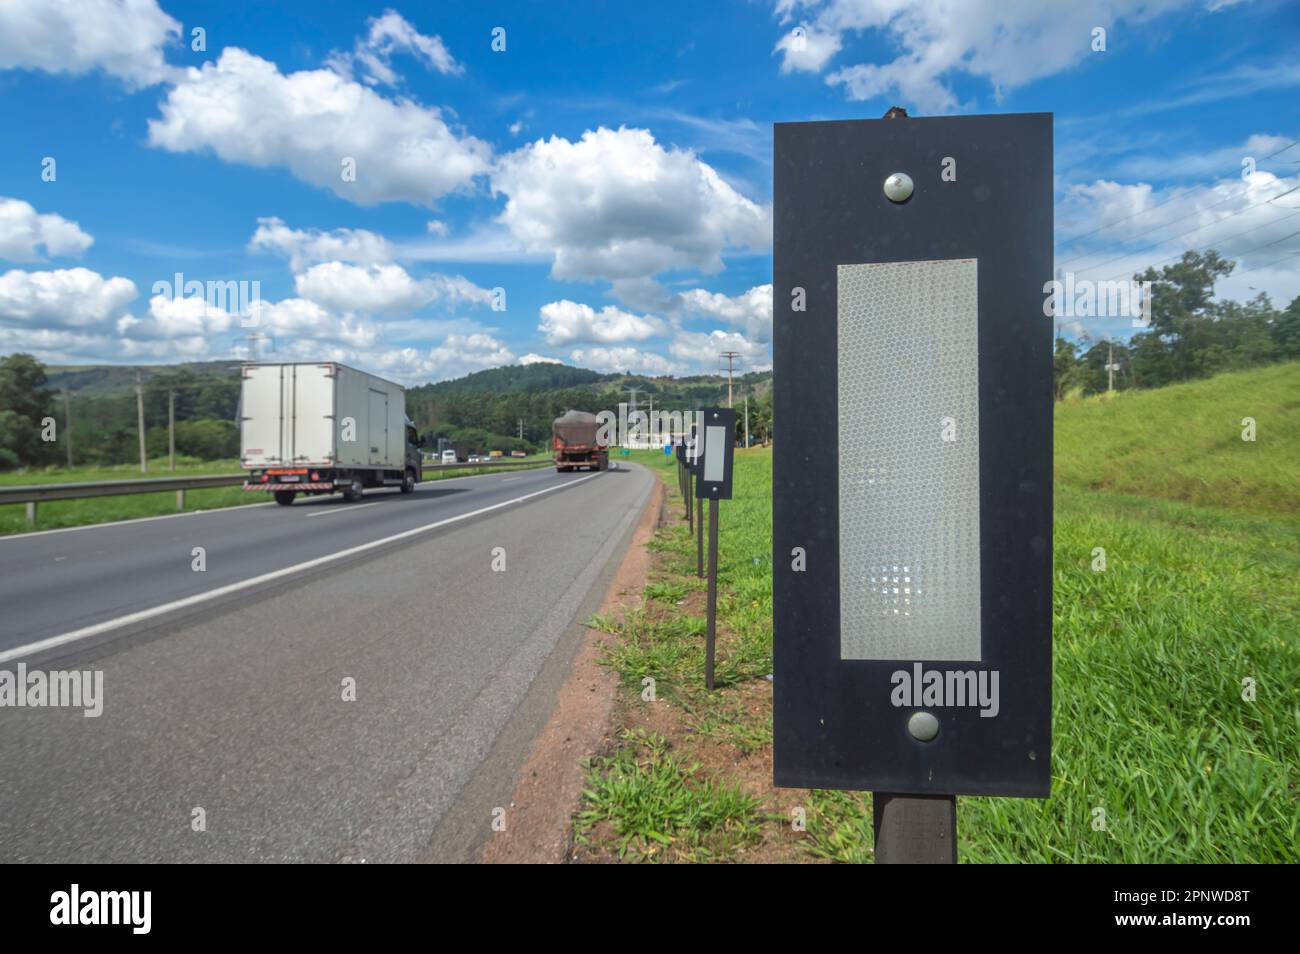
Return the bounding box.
[576,362,1300,863]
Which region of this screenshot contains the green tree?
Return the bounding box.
[0,353,55,468]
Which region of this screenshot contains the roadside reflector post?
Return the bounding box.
[687,420,705,578]
[26,501,36,524]
[696,408,737,690]
[772,112,1055,863]
[676,442,691,524]
[176,489,185,510]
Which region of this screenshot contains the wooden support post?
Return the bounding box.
[872,793,957,864]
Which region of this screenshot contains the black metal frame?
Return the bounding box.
[773,113,1054,797]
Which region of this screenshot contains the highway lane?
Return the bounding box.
[0,460,653,862]
[0,464,595,655]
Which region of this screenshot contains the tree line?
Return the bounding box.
[1054,250,1300,398]
[0,359,240,470]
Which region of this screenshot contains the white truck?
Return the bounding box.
[240,362,423,505]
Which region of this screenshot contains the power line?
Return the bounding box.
[1073,186,1300,277]
[1227,246,1300,277]
[1100,208,1300,282]
[1057,183,1216,255]
[1060,180,1297,269]
[1058,139,1300,259]
[1262,138,1300,160]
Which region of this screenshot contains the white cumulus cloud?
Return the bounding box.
[676,283,773,342]
[148,48,491,206]
[0,267,135,328]
[492,126,771,282]
[0,0,180,88]
[0,197,94,262]
[569,346,684,376]
[248,217,393,271]
[776,0,1199,112]
[327,9,462,86]
[539,299,666,346]
[293,262,493,314]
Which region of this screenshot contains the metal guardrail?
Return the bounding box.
[1,459,552,523]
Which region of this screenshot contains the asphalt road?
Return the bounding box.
[0,461,653,862]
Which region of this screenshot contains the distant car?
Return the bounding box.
[441,449,457,464]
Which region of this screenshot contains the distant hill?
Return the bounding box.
[44,360,244,398]
[36,357,773,455]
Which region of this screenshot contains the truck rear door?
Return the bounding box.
[292,364,336,465]
[241,365,285,467]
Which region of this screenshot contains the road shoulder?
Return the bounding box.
[479,471,665,863]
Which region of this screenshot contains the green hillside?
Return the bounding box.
[1055,360,1299,514]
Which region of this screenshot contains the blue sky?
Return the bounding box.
[1,0,1297,382]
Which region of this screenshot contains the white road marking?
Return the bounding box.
[0,471,604,664]
[306,501,382,518]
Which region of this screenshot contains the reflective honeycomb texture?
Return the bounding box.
[837,259,982,661]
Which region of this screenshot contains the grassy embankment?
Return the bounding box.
[576,361,1300,862]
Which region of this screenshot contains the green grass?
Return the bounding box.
[586,364,1300,863]
[0,457,250,536]
[1055,361,1299,515]
[574,729,768,862]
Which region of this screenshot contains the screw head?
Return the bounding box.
[907,710,940,741]
[883,172,914,203]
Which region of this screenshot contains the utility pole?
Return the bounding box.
[135,370,148,473]
[518,417,524,441]
[647,394,654,446]
[62,388,73,468]
[719,352,741,408]
[1105,340,1120,392]
[168,389,176,471]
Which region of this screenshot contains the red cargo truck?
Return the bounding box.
[552,410,609,472]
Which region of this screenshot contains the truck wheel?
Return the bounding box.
[274,490,297,506]
[400,469,416,494]
[342,478,364,502]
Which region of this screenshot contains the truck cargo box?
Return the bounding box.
[240,363,407,470]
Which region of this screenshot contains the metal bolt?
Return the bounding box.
[907,710,939,741]
[884,172,914,203]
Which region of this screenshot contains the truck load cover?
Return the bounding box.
[552,410,605,447]
[240,362,407,470]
